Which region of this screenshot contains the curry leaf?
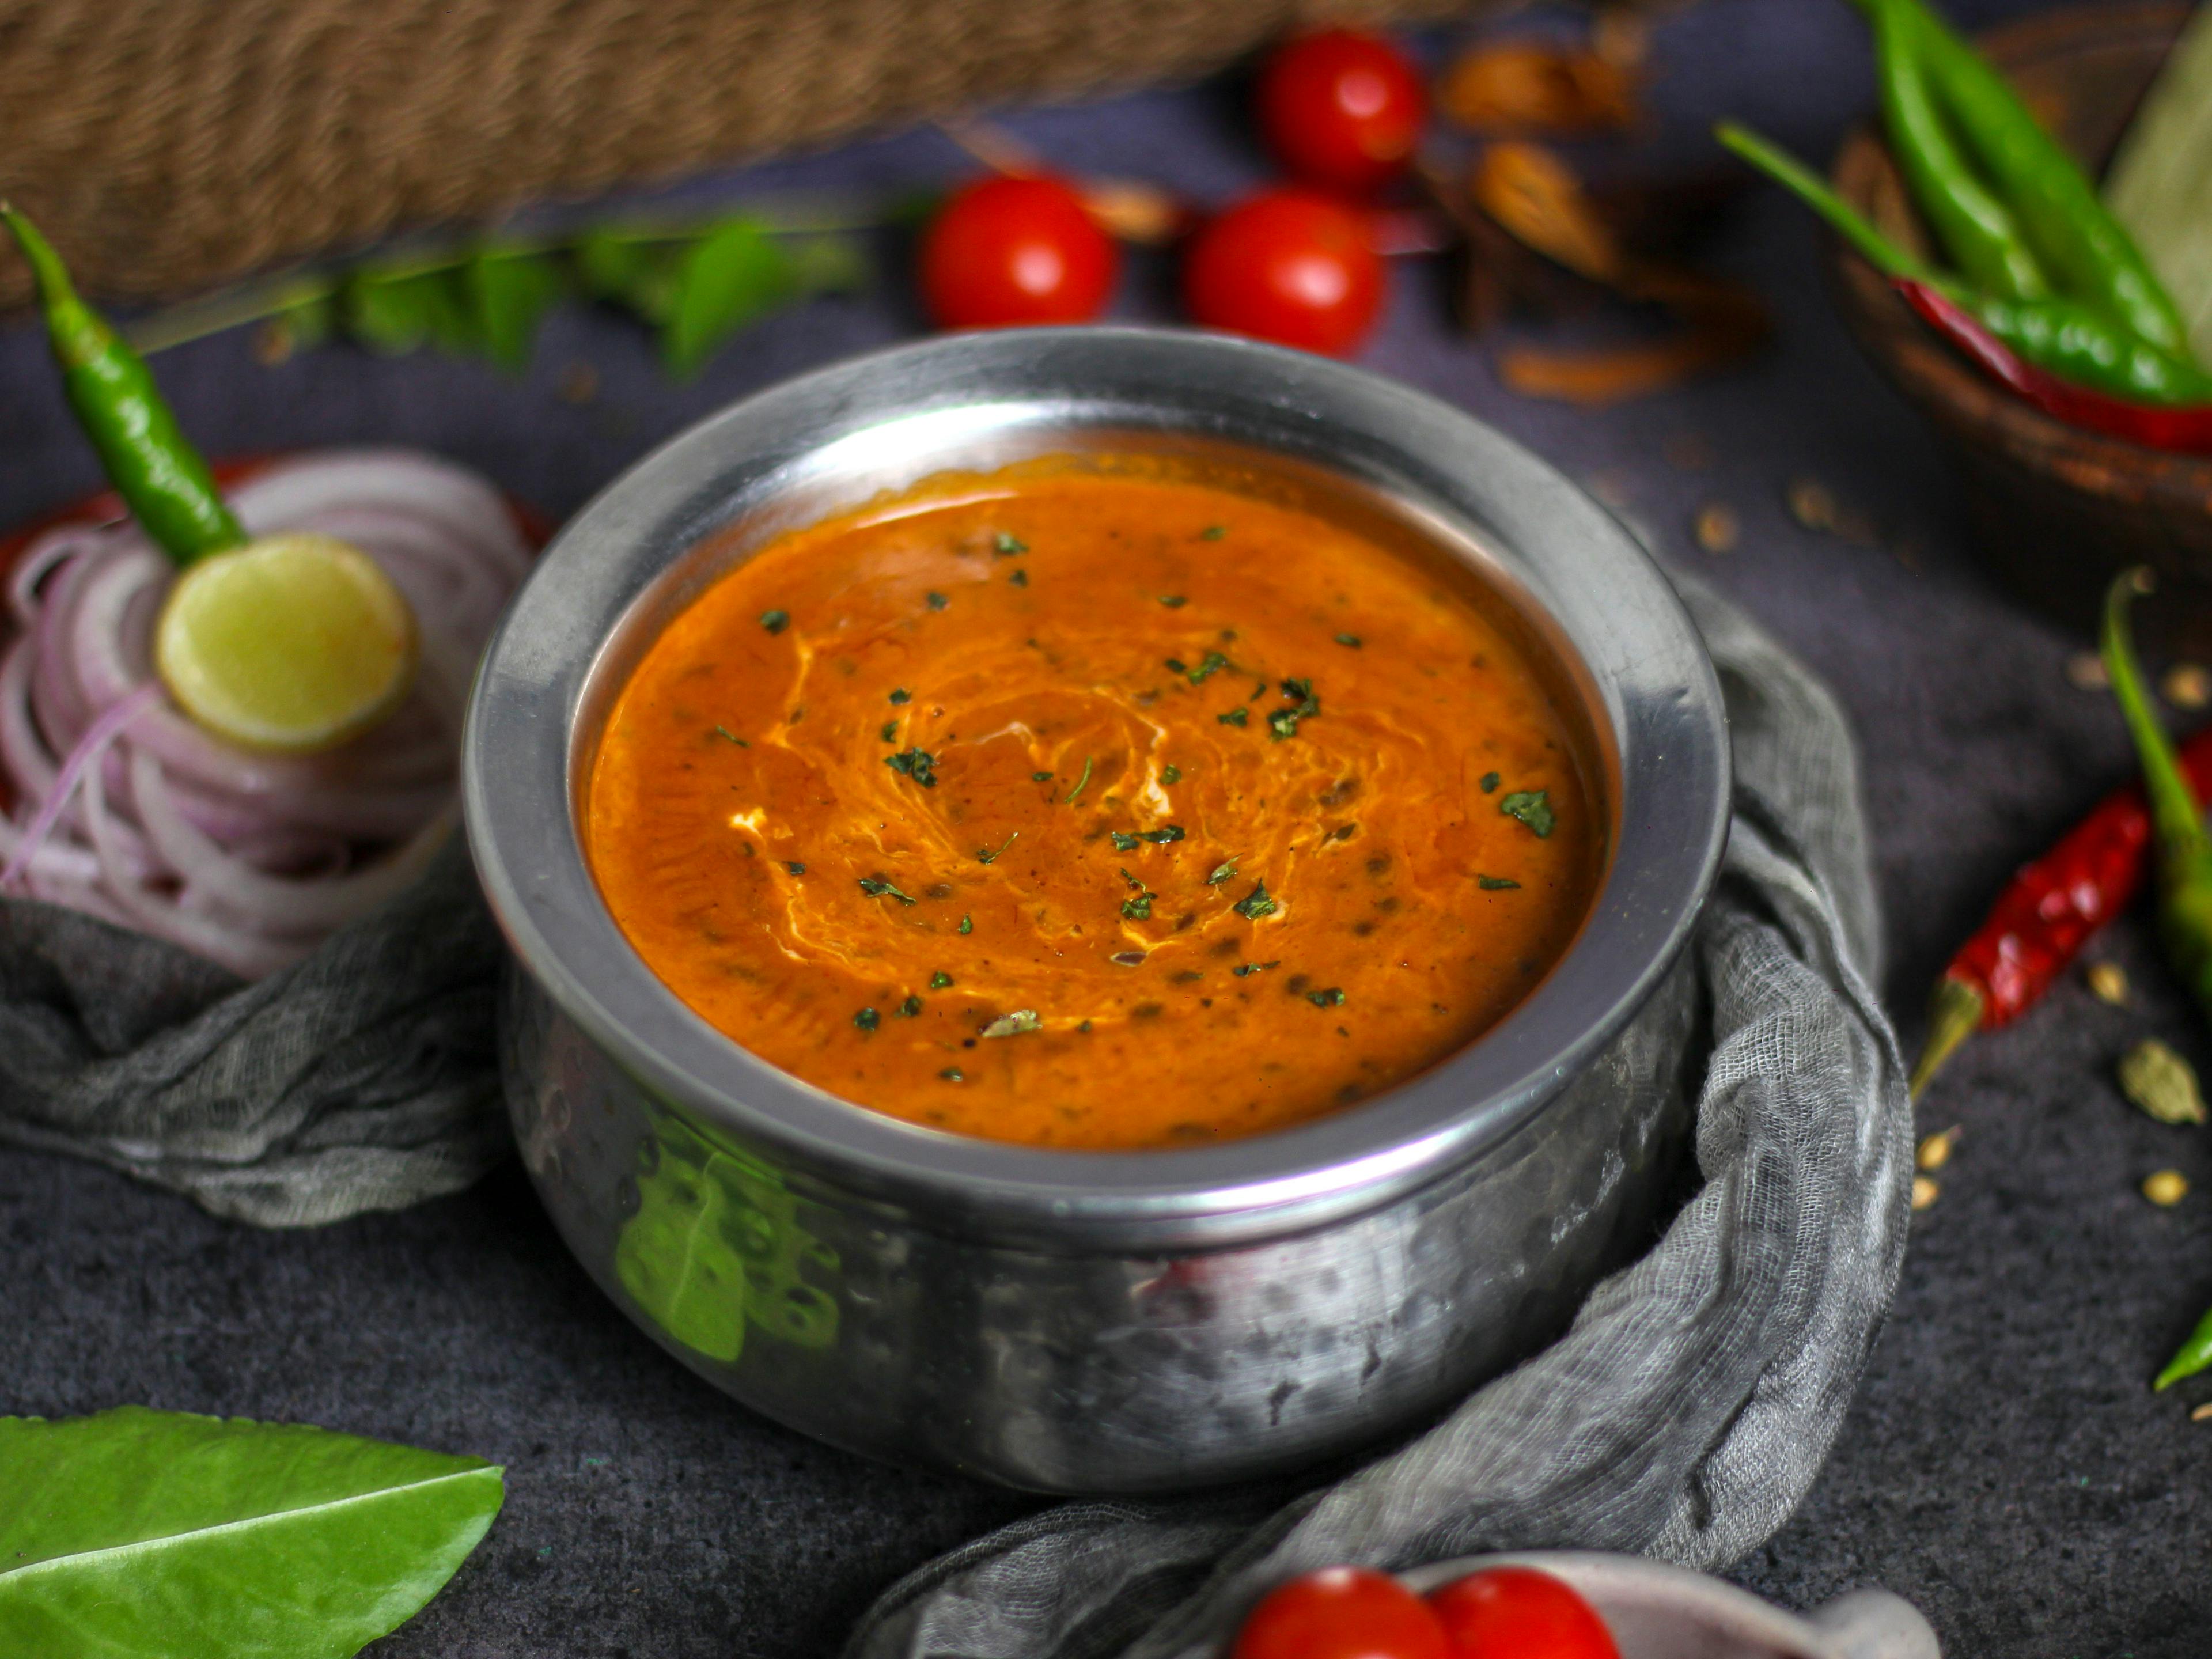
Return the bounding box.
[463,248,566,372]
[0,1406,502,1658]
[343,270,470,357]
[662,221,795,378]
[575,229,684,323]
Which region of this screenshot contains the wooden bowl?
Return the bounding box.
[1829,2,2209,647]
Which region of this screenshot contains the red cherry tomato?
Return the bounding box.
[1182,189,1385,357]
[1256,28,1427,195]
[1427,1566,1620,1659]
[1232,1566,1453,1659]
[918,175,1119,329]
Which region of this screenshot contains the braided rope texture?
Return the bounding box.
[0,0,1471,308]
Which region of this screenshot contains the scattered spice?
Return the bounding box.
[853,1007,880,1032]
[1480,771,1502,793]
[1063,756,1094,803]
[1911,1175,1940,1211]
[557,361,600,404]
[2120,1038,2209,1125]
[1009,568,1028,586]
[959,914,973,934]
[1478,875,1520,891]
[2087,961,2129,1004]
[889,688,911,704]
[1233,881,1278,921]
[980,1008,1043,1038]
[1500,789,1556,836]
[858,876,917,905]
[785,861,806,876]
[1438,41,1638,135]
[1159,594,1187,608]
[2164,663,2212,711]
[2192,1402,2212,1423]
[994,533,1027,555]
[940,1067,965,1082]
[1915,1126,1960,1171]
[1032,770,1054,782]
[896,995,923,1017]
[1785,476,1837,532]
[927,591,950,610]
[1335,633,1362,648]
[1233,960,1280,976]
[759,609,789,634]
[930,970,954,988]
[1162,764,1183,784]
[2145,1169,2191,1207]
[884,746,939,787]
[2066,651,2111,691]
[1307,987,1347,1007]
[1694,502,1740,553]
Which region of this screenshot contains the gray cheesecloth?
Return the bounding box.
[0,571,1914,1648]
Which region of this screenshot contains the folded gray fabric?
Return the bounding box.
[0,837,506,1227]
[843,575,1914,1659]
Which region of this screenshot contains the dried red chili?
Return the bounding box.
[1896,280,2212,455]
[1913,723,2212,1094]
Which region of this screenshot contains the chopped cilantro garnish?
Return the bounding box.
[858,876,917,905]
[885,747,939,787]
[1207,857,1239,885]
[930,970,954,989]
[1200,525,1226,540]
[1499,790,1555,837]
[881,721,899,743]
[889,688,911,704]
[1009,568,1028,586]
[959,914,973,934]
[712,724,746,744]
[759,609,789,634]
[853,1007,880,1031]
[1269,677,1320,741]
[994,533,1027,555]
[1479,771,1501,793]
[1232,960,1281,977]
[927,591,949,610]
[1119,867,1146,889]
[940,1067,965,1082]
[1121,893,1154,921]
[1159,594,1187,608]
[1477,875,1520,891]
[1218,707,1248,728]
[1335,633,1362,648]
[1188,651,1229,685]
[785,861,806,876]
[897,995,923,1017]
[1032,770,1054,782]
[1110,831,1139,852]
[1162,764,1182,784]
[1307,987,1347,1007]
[1233,881,1277,921]
[1063,756,1094,804]
[976,831,1020,865]
[1165,658,1188,674]
[1138,825,1184,844]
[980,1009,1042,1039]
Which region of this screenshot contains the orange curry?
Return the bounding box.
[585,460,1601,1149]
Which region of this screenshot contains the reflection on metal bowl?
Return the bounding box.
[463,328,1729,1494]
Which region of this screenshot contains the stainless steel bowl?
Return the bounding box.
[463,328,1729,1494]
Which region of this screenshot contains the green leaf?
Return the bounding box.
[0,1406,502,1658]
[574,229,684,325]
[462,248,565,372]
[662,221,796,378]
[276,291,336,354]
[342,269,476,358]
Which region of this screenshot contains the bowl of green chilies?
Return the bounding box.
[1795,2,2212,647]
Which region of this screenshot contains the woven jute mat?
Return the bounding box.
[0,0,1476,309]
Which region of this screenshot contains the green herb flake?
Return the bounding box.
[858,876,917,905]
[1110,831,1140,852]
[759,609,789,634]
[1162,764,1182,785]
[940,1067,965,1082]
[1138,825,1185,844]
[854,1007,880,1031]
[881,721,899,743]
[1165,658,1188,675]
[1032,770,1054,782]
[1207,857,1240,885]
[884,747,940,788]
[994,533,1028,556]
[896,995,923,1018]
[1269,676,1320,741]
[959,913,974,934]
[980,1008,1043,1039]
[1159,594,1187,608]
[712,724,747,745]
[1232,960,1281,977]
[1063,755,1094,804]
[1218,707,1249,728]
[1477,875,1520,891]
[889,688,911,704]
[1009,568,1029,587]
[1335,633,1362,649]
[785,861,806,876]
[1499,790,1555,838]
[930,970,954,989]
[1307,987,1347,1007]
[976,831,1020,865]
[1480,771,1501,794]
[926,591,950,611]
[1200,525,1226,540]
[1121,893,1154,921]
[1188,651,1229,685]
[1233,881,1277,921]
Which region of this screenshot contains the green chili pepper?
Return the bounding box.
[1862,0,2194,361]
[1,206,245,567]
[1714,124,2212,407]
[1870,1,2047,301]
[2156,1304,2212,1393]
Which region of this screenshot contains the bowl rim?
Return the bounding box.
[462,326,1729,1250]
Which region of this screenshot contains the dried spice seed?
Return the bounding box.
[1915,1127,1960,1172]
[980,1008,1043,1039]
[2164,663,2212,711]
[1911,1175,1939,1211]
[2066,652,2111,691]
[1694,502,1739,554]
[2145,1169,2191,1207]
[2087,961,2128,1004]
[2120,1039,2208,1125]
[2191,1402,2212,1423]
[1786,476,1837,532]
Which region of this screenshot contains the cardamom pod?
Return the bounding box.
[2120,1037,2209,1126]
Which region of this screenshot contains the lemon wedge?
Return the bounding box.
[153,533,418,755]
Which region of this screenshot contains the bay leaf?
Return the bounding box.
[0,1406,502,1658]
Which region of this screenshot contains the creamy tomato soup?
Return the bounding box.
[585,459,1601,1149]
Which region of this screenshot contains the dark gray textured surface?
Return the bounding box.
[3,1,2207,1653]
